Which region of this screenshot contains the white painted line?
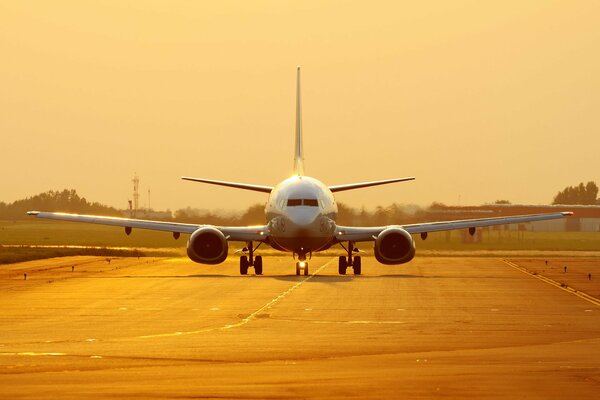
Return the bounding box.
[138,259,335,339]
[503,260,600,307]
[0,352,67,357]
[311,320,405,325]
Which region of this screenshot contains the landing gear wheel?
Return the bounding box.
[303,263,309,276]
[254,256,263,275]
[240,256,249,275]
[295,262,301,276]
[338,256,347,275]
[353,256,362,275]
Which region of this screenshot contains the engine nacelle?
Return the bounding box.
[186,227,228,264]
[374,227,416,265]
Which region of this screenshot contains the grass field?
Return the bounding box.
[0,246,179,265]
[415,229,600,251]
[0,220,183,264]
[0,220,182,248]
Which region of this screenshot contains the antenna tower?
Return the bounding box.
[132,174,140,213]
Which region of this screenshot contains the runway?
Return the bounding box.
[1,255,600,399]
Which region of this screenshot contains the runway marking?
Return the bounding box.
[0,352,66,357]
[137,259,334,339]
[503,260,600,307]
[311,320,405,325]
[271,317,404,325]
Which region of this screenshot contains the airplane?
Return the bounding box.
[28,67,572,276]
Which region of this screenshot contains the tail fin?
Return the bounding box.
[293,66,304,176]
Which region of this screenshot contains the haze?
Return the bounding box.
[1,1,599,212]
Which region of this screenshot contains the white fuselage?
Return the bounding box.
[265,176,337,259]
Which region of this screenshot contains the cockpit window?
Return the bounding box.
[287,198,318,207]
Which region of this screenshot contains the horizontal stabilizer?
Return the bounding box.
[181,177,273,193]
[329,177,415,193]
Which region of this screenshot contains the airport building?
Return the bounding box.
[427,205,600,232]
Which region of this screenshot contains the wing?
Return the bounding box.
[27,211,268,242]
[335,212,573,242]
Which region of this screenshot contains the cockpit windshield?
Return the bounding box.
[287,198,319,207]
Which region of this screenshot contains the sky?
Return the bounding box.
[1,1,599,212]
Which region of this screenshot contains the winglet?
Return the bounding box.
[27,211,40,216]
[293,66,304,176]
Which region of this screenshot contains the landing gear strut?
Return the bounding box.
[239,241,263,275]
[338,241,361,275]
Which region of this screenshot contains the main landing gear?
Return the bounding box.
[338,241,361,275]
[240,241,263,275]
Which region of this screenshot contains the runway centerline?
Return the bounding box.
[136,258,335,339]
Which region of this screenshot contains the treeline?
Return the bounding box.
[0,189,121,220]
[173,204,266,226]
[3,181,599,224]
[553,181,599,205]
[0,189,425,225]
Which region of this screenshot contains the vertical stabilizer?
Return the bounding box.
[293,66,304,176]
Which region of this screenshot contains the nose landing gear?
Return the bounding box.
[338,241,361,275]
[295,261,309,276]
[239,241,263,275]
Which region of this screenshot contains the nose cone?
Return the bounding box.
[287,207,319,226]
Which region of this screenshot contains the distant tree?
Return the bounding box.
[494,200,511,205]
[552,181,599,205]
[429,202,448,210]
[239,204,266,225]
[0,190,121,220]
[336,202,357,225]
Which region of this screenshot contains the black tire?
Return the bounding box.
[240,256,249,275]
[254,256,263,275]
[338,256,347,275]
[353,256,362,275]
[295,262,300,276]
[303,263,309,276]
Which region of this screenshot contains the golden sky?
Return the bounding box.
[1,1,599,211]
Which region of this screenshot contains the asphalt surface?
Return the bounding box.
[1,255,600,399]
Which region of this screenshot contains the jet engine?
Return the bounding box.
[374,227,416,265]
[186,227,228,264]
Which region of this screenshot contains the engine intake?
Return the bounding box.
[374,227,416,265]
[187,227,228,264]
